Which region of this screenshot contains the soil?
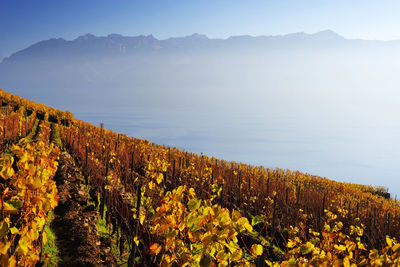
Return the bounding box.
[52,151,116,267]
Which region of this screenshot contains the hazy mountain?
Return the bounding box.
[1,29,400,113]
[0,30,372,65]
[2,30,400,196]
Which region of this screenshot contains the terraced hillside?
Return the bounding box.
[1,89,400,266]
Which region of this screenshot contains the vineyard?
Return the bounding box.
[1,88,400,266]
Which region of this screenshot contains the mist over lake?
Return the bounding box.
[75,106,400,199]
[2,32,400,197]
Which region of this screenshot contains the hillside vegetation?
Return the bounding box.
[1,88,400,266]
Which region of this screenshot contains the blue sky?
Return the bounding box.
[1,0,400,58]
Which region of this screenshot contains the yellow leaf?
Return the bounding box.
[357,242,367,251]
[188,199,201,211]
[0,222,8,239]
[42,231,48,245]
[301,242,315,255]
[10,227,19,235]
[156,173,163,184]
[0,241,10,254]
[343,256,350,267]
[386,236,392,248]
[0,165,14,180]
[189,188,196,197]
[334,244,346,252]
[251,215,264,226]
[149,243,162,255]
[18,237,29,255]
[134,236,139,247]
[6,167,14,178]
[8,255,16,267]
[139,209,145,225]
[188,230,196,242]
[148,181,155,190]
[251,244,263,257]
[19,151,28,163]
[392,243,400,252]
[4,202,19,214]
[237,217,253,232]
[287,239,295,248]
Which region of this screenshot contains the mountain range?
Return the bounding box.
[2,30,400,199]
[1,30,348,63]
[1,29,400,114]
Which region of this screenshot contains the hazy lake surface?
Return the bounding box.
[5,40,400,198]
[75,108,400,198]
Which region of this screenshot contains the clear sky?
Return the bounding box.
[1,0,400,58]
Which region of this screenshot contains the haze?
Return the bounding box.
[1,1,400,197]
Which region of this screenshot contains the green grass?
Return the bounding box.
[21,118,40,142]
[95,204,130,266]
[82,182,131,265]
[42,211,61,266]
[51,123,63,148]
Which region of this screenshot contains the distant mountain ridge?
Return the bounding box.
[0,30,358,64]
[2,28,400,114]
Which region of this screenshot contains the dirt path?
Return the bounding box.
[52,151,115,266]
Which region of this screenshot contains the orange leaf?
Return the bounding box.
[149,243,162,255]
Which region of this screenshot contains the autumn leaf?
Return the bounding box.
[10,227,19,235]
[188,199,201,211]
[287,239,296,248]
[149,243,162,255]
[18,237,29,255]
[251,215,264,226]
[139,209,146,225]
[0,241,10,255]
[343,256,350,267]
[334,244,346,252]
[386,236,393,248]
[251,244,263,257]
[156,173,163,184]
[237,217,253,232]
[392,243,400,252]
[4,202,19,214]
[300,242,315,255]
[42,231,48,245]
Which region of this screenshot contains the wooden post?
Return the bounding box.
[285,187,289,225]
[249,175,252,193]
[387,212,391,234]
[100,122,104,137]
[272,194,277,233]
[85,145,88,168]
[12,117,15,140]
[297,185,301,206]
[220,183,224,206]
[238,170,241,204]
[172,160,176,185]
[3,107,7,140]
[130,151,134,182]
[136,184,142,211]
[348,201,351,218]
[356,203,359,218]
[285,187,289,205]
[25,111,27,137]
[115,134,119,151]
